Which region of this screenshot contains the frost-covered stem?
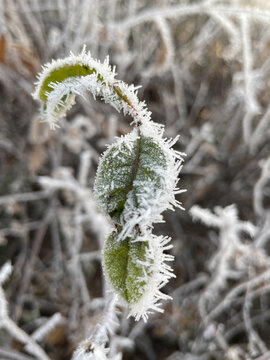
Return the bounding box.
[36,176,110,240]
[154,16,174,73]
[73,210,92,307]
[50,216,64,290]
[0,190,51,205]
[112,2,270,31]
[208,11,240,58]
[110,84,142,127]
[31,313,64,342]
[172,274,208,299]
[129,125,141,198]
[72,152,92,309]
[71,293,118,360]
[254,156,270,218]
[154,16,187,124]
[206,268,270,322]
[225,311,270,342]
[0,0,7,33]
[184,124,214,162]
[252,352,270,360]
[0,347,34,360]
[190,205,257,322]
[240,14,260,143]
[2,318,51,360]
[254,155,270,282]
[243,267,268,355]
[198,223,234,319]
[255,213,270,248]
[15,208,53,320]
[78,151,92,187]
[0,263,51,360]
[91,293,118,345]
[0,220,46,238]
[65,204,91,317]
[250,106,270,153]
[79,251,101,262]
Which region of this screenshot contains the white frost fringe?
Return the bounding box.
[127,233,176,322]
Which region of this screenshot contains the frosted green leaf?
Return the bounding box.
[33,49,184,321]
[38,63,102,102]
[103,232,149,303]
[94,135,166,224]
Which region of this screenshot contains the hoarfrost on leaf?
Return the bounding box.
[33,47,185,322]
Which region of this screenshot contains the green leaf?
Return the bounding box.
[94,135,166,224]
[39,63,103,101]
[103,232,150,303]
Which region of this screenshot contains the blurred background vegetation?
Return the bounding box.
[0,1,270,359]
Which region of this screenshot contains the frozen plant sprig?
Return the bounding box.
[33,47,185,321]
